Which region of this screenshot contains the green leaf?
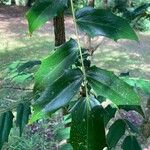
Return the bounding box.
[30,69,83,123]
[56,127,70,141]
[122,135,142,150]
[0,111,14,150]
[87,66,141,107]
[12,74,33,83]
[121,77,150,93]
[96,97,117,125]
[131,3,150,20]
[88,106,107,150]
[17,60,41,73]
[76,7,138,41]
[70,97,107,150]
[103,105,117,126]
[26,0,68,33]
[107,119,126,149]
[16,103,31,136]
[34,39,78,89]
[60,144,73,150]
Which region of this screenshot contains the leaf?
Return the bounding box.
[107,119,126,149]
[16,103,31,136]
[131,3,150,20]
[76,7,138,41]
[56,127,70,141]
[30,69,83,123]
[87,66,141,107]
[122,135,142,150]
[34,39,78,89]
[96,96,117,125]
[12,73,33,83]
[121,77,150,93]
[60,143,73,150]
[0,111,14,150]
[103,105,117,126]
[17,60,41,73]
[88,106,107,150]
[70,97,107,150]
[26,0,68,33]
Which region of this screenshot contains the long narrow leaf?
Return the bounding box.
[34,39,78,89]
[107,119,126,149]
[0,111,14,150]
[16,103,31,136]
[70,97,107,150]
[122,135,142,150]
[30,69,83,123]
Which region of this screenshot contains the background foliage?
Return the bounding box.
[0,0,150,149]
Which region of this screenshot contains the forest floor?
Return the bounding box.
[0,5,150,150]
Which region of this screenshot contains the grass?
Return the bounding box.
[0,33,54,75]
[92,34,150,79]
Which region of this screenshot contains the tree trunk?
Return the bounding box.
[53,13,67,115]
[53,13,66,47]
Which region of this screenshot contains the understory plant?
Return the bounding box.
[1,0,150,150]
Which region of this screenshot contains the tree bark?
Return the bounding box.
[53,13,66,47]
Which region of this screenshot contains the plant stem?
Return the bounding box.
[70,0,89,101]
[70,0,90,148]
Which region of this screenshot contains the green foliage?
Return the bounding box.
[0,101,31,149]
[16,103,31,136]
[87,66,140,106]
[0,111,13,149]
[31,69,83,123]
[121,77,150,93]
[134,18,150,31]
[34,39,78,89]
[1,0,150,149]
[112,0,150,31]
[4,60,40,84]
[76,7,138,41]
[70,98,107,150]
[107,119,126,149]
[122,135,142,150]
[26,0,69,34]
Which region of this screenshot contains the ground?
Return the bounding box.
[0,5,150,150]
